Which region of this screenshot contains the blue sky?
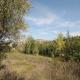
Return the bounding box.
[24,0,80,40]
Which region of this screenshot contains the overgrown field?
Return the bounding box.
[0,51,80,80]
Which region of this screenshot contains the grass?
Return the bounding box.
[0,51,80,80]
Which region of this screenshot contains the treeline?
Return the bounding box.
[24,33,80,61]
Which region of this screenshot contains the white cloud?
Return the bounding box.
[27,14,57,25]
[26,15,80,29]
[55,20,80,28]
[50,30,80,37]
[26,2,58,26]
[70,32,80,36]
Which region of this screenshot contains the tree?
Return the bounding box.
[69,36,80,61]
[64,31,73,61]
[54,33,65,57]
[0,0,31,63]
[24,36,35,54]
[0,0,31,40]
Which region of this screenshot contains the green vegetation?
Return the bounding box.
[24,33,80,61]
[0,0,30,33]
[0,0,31,63]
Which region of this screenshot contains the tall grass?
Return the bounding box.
[0,52,80,80]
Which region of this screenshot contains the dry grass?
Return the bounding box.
[0,51,80,80]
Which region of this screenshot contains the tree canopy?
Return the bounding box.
[0,0,31,40]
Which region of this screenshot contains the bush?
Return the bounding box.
[24,35,80,62]
[24,37,36,55]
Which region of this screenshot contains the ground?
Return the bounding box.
[0,51,80,80]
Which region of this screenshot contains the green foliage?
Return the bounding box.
[54,33,65,57]
[38,42,54,57]
[0,0,31,52]
[24,34,80,62]
[24,37,36,55]
[0,0,31,33]
[59,36,80,61]
[33,42,40,55]
[24,38,54,57]
[0,0,31,65]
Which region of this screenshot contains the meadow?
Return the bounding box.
[0,51,80,80]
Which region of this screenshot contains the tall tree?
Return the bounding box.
[55,33,65,56]
[0,0,31,40]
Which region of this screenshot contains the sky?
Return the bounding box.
[24,0,80,40]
